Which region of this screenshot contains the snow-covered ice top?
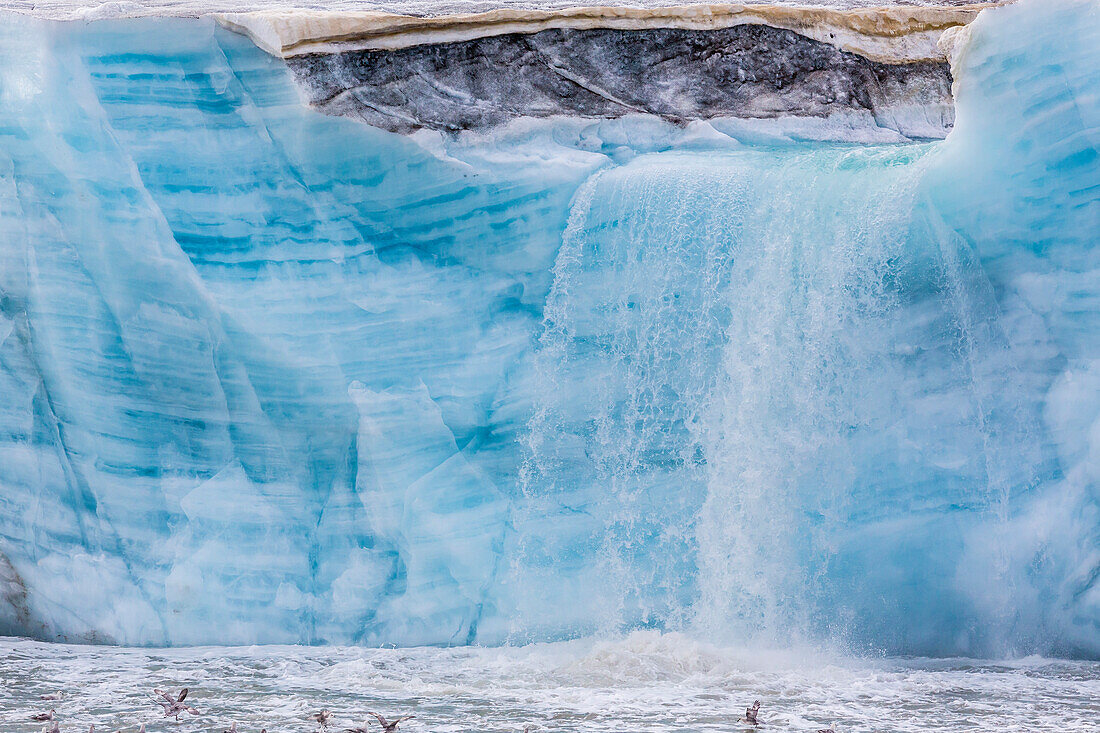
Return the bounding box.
[0,0,1004,21]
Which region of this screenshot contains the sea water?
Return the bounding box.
[1,633,1098,732]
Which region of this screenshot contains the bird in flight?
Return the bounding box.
[153,687,200,720]
[743,700,762,726]
[345,712,415,733]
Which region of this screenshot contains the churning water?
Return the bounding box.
[1,632,1098,733]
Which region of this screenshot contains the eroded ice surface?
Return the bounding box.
[0,0,1097,655]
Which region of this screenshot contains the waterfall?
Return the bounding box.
[518,135,1077,653]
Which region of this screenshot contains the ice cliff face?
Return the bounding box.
[0,0,1097,656]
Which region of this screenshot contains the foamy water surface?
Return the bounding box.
[0,632,1096,732]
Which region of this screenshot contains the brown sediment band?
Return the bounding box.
[214,3,1001,63]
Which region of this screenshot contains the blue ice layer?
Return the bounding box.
[0,0,1096,656]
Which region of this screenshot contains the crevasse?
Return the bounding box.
[0,0,1096,656]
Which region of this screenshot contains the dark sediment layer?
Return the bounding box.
[288,24,954,136]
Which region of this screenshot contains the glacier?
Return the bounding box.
[0,0,1097,657]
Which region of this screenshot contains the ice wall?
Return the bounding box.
[0,0,1097,656]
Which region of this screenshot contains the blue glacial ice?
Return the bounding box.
[0,0,1097,656]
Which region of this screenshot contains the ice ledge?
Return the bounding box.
[214,3,999,63]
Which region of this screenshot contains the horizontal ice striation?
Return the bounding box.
[0,0,1097,655]
[0,15,590,645]
[287,24,954,136]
